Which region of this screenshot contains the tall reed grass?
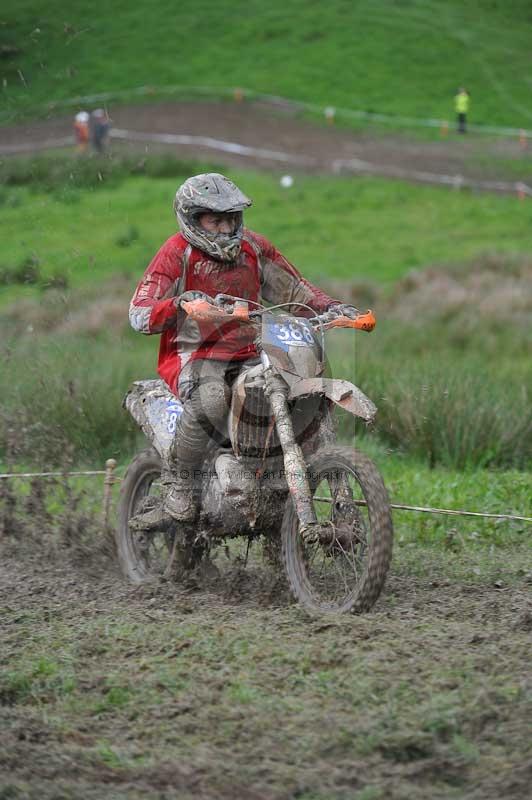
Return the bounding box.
[0,331,154,467]
[330,321,530,470]
[1,318,529,471]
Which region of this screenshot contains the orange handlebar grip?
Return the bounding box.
[322,309,376,332]
[352,309,376,331]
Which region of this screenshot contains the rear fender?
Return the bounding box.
[288,377,377,422]
[123,379,183,460]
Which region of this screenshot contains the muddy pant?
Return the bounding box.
[170,358,258,475]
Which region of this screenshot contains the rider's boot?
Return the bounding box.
[164,469,196,522]
[128,466,174,532]
[128,466,196,532]
[128,507,172,532]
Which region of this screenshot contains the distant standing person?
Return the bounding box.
[73,111,89,153]
[90,108,110,153]
[454,87,470,134]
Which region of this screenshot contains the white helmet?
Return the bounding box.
[174,173,252,261]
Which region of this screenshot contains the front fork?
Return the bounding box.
[262,354,318,535]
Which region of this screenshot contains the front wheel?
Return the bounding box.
[282,445,393,615]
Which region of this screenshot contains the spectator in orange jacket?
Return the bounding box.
[73,111,89,153]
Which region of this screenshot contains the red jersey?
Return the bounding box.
[129,229,338,392]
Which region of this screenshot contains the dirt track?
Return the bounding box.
[1,100,531,185]
[1,536,531,800]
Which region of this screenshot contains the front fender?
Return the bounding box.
[288,377,377,422]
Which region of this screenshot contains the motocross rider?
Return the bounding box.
[129,172,358,529]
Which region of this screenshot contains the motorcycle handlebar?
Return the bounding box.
[179,295,251,323]
[318,309,376,332]
[178,294,375,331]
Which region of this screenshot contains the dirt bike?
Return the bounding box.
[116,295,393,615]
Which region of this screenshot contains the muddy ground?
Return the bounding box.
[1,100,531,184]
[1,532,530,800]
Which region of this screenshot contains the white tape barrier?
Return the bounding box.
[0,128,314,165]
[0,128,315,168]
[0,470,105,478]
[382,503,531,523]
[110,128,314,165]
[1,468,530,523]
[0,128,530,196]
[0,129,311,165]
[3,84,532,140]
[332,156,532,196]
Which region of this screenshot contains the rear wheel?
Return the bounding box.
[282,445,393,615]
[116,449,194,583]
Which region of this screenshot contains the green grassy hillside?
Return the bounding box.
[2,155,532,298]
[2,1,532,128]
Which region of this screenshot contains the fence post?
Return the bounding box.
[102,459,117,540]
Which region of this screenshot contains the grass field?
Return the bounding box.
[3,155,532,301]
[3,1,532,130]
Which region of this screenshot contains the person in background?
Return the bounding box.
[454,87,470,134]
[73,111,89,153]
[90,108,110,153]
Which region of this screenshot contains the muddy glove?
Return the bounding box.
[328,303,360,319]
[174,290,213,308]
